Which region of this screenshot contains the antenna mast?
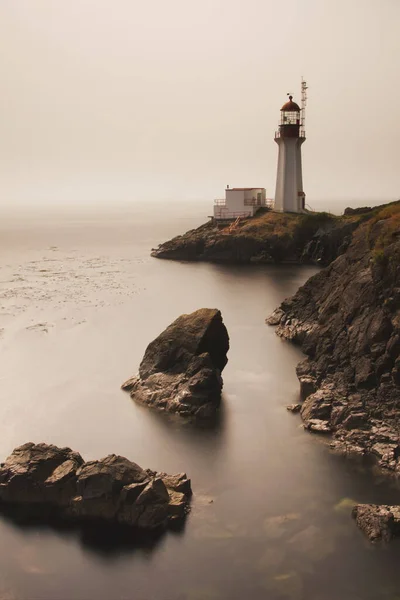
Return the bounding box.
[300,77,308,136]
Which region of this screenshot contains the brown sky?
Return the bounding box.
[0,0,399,210]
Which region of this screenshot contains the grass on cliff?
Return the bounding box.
[367,201,400,263]
[234,209,336,241]
[233,202,400,245]
[216,202,400,262]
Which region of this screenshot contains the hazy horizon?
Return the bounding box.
[1,0,399,210]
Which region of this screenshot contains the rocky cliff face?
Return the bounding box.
[267,202,400,473]
[151,210,366,266]
[0,443,191,529]
[122,308,230,418]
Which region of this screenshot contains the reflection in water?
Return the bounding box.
[0,208,400,599]
[208,262,314,308]
[131,393,228,449]
[0,505,187,559]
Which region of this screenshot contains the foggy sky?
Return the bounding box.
[1,0,399,210]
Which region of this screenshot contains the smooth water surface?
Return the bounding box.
[0,203,399,600]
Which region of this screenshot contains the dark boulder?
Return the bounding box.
[0,443,191,531]
[122,308,229,417]
[76,454,148,499]
[0,442,84,506]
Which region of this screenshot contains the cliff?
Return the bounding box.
[267,201,400,473]
[151,209,371,266]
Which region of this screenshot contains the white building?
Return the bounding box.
[274,95,306,213]
[214,187,268,220]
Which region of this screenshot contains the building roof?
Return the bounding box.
[281,96,301,112]
[226,187,265,191]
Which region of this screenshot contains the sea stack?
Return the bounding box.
[122,308,229,418]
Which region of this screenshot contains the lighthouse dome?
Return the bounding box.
[281,96,300,112]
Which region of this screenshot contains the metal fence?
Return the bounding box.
[274,130,306,139]
[214,199,274,208]
[214,211,253,220]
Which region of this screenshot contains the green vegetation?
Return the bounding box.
[369,202,400,252]
[234,202,400,256]
[233,209,336,242]
[371,248,388,266]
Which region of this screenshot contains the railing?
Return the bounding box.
[216,198,265,207]
[214,199,274,216]
[214,211,252,220]
[243,198,275,208]
[215,198,274,207]
[274,130,306,139]
[244,198,261,206]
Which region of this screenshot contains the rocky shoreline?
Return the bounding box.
[4,204,399,544]
[151,208,374,266]
[267,202,400,477]
[150,201,400,541]
[352,504,400,542]
[151,202,400,475]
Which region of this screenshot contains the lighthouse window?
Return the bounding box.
[281,111,300,125]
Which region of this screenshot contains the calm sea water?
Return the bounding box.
[0,202,399,600]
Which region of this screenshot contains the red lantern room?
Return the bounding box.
[278,96,301,138]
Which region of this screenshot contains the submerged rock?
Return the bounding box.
[0,443,191,530]
[122,308,229,417]
[352,503,400,542]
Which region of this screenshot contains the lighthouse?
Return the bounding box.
[274,81,307,212]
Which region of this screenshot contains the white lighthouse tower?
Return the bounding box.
[274,80,307,212]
